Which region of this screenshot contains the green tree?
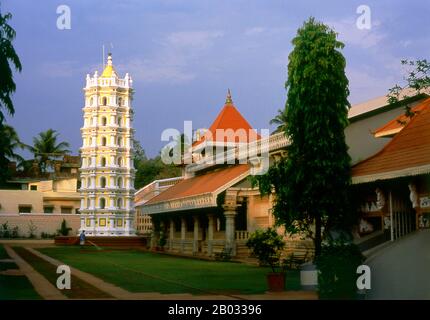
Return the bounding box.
[0,7,22,124]
[0,124,26,185]
[388,59,430,116]
[0,7,22,186]
[270,107,288,133]
[257,18,354,258]
[30,129,71,173]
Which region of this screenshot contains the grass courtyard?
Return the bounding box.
[0,245,41,300]
[38,246,301,295]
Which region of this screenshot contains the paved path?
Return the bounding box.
[26,247,317,300]
[366,229,430,299]
[4,245,67,300]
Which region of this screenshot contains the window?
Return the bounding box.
[87,198,91,208]
[30,185,37,191]
[100,198,106,209]
[19,205,32,214]
[117,137,122,147]
[44,206,54,214]
[117,117,122,126]
[88,157,92,166]
[100,176,107,188]
[101,137,107,146]
[81,178,86,188]
[102,97,107,106]
[100,157,106,167]
[118,97,122,106]
[117,157,122,166]
[117,198,122,208]
[101,117,107,126]
[117,177,123,188]
[90,97,93,106]
[61,207,72,214]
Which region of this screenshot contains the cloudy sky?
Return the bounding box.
[2,0,429,157]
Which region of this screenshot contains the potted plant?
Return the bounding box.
[246,228,286,292]
[157,231,167,251]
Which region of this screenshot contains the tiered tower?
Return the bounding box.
[79,54,136,236]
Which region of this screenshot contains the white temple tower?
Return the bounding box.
[79,53,136,236]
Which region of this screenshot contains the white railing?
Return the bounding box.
[186,132,289,174]
[235,231,250,240]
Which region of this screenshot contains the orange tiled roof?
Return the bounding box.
[193,91,260,147]
[144,164,249,205]
[352,100,430,183]
[373,98,430,137]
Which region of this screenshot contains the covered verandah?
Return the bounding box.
[141,165,251,257]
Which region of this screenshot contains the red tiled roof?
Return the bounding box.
[373,98,430,137]
[352,100,430,183]
[144,165,249,205]
[193,101,260,147]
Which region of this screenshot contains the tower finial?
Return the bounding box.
[225,88,233,104]
[107,53,113,66]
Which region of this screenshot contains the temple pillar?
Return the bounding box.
[223,189,240,256]
[207,214,215,256]
[169,219,175,250]
[180,217,186,253]
[193,216,199,255]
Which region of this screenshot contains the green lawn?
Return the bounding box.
[0,245,41,300]
[38,246,301,295]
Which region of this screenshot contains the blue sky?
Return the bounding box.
[2,0,429,157]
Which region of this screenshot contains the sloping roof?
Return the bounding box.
[193,91,260,147]
[348,87,427,119]
[352,101,430,183]
[144,164,249,208]
[373,98,430,137]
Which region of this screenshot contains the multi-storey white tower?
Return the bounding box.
[79,54,136,236]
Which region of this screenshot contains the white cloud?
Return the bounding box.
[245,27,266,36]
[327,18,385,49]
[165,31,224,49]
[119,30,224,84]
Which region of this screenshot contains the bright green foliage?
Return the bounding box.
[29,129,71,173]
[246,228,285,272]
[257,18,354,258]
[315,242,364,299]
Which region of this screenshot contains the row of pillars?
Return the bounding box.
[152,210,237,256]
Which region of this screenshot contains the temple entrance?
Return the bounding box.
[390,186,416,241]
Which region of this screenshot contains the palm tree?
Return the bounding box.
[30,129,71,172]
[0,124,26,185]
[0,8,22,123]
[270,108,288,133]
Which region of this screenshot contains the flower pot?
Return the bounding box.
[267,272,285,292]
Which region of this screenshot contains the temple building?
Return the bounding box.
[136,91,297,258]
[351,97,430,249]
[78,54,136,236]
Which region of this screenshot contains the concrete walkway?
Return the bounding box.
[26,247,317,300]
[4,245,67,300]
[365,229,430,299]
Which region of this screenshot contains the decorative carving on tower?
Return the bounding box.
[79,54,136,236]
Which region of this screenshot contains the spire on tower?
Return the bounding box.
[225,88,233,104]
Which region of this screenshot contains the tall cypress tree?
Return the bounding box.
[258,18,353,258]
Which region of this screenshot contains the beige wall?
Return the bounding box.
[247,195,273,232]
[0,189,80,215]
[0,190,44,213]
[0,214,80,237]
[346,100,424,165]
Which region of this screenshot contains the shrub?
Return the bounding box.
[315,241,365,299]
[246,228,285,272]
[28,221,37,238]
[57,219,72,236]
[158,231,167,248]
